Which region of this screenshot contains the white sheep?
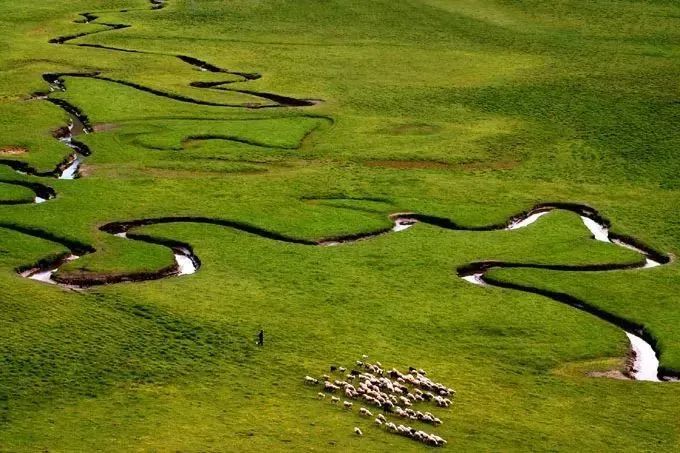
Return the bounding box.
[331,396,340,404]
[324,382,340,392]
[343,401,353,409]
[304,376,318,385]
[359,407,373,417]
[317,392,326,399]
[354,427,363,436]
[374,418,383,426]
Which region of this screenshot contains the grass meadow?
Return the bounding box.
[1,0,679,450]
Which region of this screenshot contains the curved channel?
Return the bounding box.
[450,204,671,382]
[1,0,324,195]
[0,180,56,204]
[10,203,676,382]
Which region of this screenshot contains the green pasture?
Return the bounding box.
[1,0,679,451]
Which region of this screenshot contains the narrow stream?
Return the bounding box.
[13,204,673,383]
[458,208,668,382]
[625,333,660,382]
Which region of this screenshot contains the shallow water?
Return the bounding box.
[625,332,660,382]
[26,269,57,284]
[644,259,662,268]
[392,219,416,232]
[506,211,549,230]
[461,273,486,286]
[580,216,609,242]
[59,156,80,179]
[175,252,197,275]
[23,255,79,285]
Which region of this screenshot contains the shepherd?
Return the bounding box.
[256,329,264,346]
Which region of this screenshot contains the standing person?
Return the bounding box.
[257,329,264,346]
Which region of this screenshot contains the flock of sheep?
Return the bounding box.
[305,356,453,447]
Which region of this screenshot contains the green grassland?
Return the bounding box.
[1,0,679,451]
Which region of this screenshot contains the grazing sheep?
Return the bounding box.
[331,396,340,404]
[377,414,386,422]
[339,367,346,372]
[362,354,368,359]
[322,374,330,381]
[346,374,355,381]
[324,382,340,392]
[354,427,363,436]
[359,407,373,417]
[317,392,326,399]
[304,376,318,385]
[344,401,353,409]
